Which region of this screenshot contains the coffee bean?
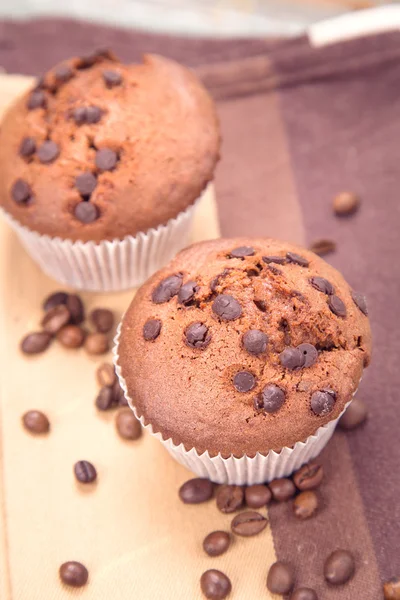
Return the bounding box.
[74,201,99,223]
[41,304,71,334]
[280,347,306,370]
[178,280,198,305]
[293,463,324,491]
[116,408,142,440]
[324,549,355,585]
[242,329,268,355]
[291,588,318,600]
[152,274,183,304]
[19,136,36,158]
[310,276,334,295]
[21,332,52,354]
[54,63,74,82]
[59,561,88,588]
[72,107,87,125]
[102,70,122,87]
[113,379,127,406]
[254,384,286,413]
[66,294,85,324]
[293,490,318,519]
[37,140,60,164]
[185,322,211,349]
[267,561,294,595]
[22,410,50,434]
[287,252,309,267]
[262,255,286,265]
[57,325,85,348]
[43,291,68,311]
[75,172,97,197]
[328,295,347,317]
[200,570,231,600]
[203,531,231,557]
[74,460,97,484]
[84,333,109,355]
[96,363,116,387]
[229,246,255,259]
[233,371,255,393]
[95,386,115,411]
[212,294,242,321]
[179,478,214,504]
[143,319,162,341]
[245,484,272,508]
[11,179,32,204]
[231,511,268,536]
[86,106,102,124]
[27,90,46,110]
[351,291,368,316]
[90,308,114,333]
[309,239,336,256]
[338,398,368,430]
[216,485,244,513]
[297,343,318,368]
[311,389,336,416]
[269,478,296,502]
[95,148,118,171]
[333,191,360,216]
[384,577,400,600]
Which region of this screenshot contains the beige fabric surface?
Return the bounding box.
[0,76,278,599]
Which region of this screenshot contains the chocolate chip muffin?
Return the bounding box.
[116,238,371,464]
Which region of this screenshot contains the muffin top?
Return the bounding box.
[118,238,371,457]
[0,50,220,242]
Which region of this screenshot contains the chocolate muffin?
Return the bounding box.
[116,238,371,464]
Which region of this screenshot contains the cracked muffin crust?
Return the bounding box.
[0,50,220,242]
[117,238,371,457]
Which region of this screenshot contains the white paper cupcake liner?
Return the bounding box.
[113,322,355,485]
[1,186,208,292]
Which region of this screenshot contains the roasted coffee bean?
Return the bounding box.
[200,569,231,600]
[178,280,198,305]
[351,291,368,315]
[115,408,142,440]
[37,140,60,164]
[293,491,318,519]
[269,478,296,502]
[84,333,109,355]
[152,274,183,304]
[384,577,400,600]
[74,201,99,223]
[328,295,347,317]
[297,343,318,368]
[203,531,231,557]
[216,485,244,513]
[57,325,85,348]
[43,291,68,311]
[95,148,118,171]
[311,389,336,416]
[66,294,85,324]
[27,89,46,110]
[41,304,71,334]
[293,463,323,491]
[74,460,97,484]
[179,478,214,504]
[113,380,127,406]
[286,252,309,267]
[11,178,32,204]
[233,371,255,393]
[333,191,360,216]
[212,294,242,321]
[324,549,355,585]
[90,308,114,333]
[229,246,255,259]
[338,398,368,430]
[262,255,286,265]
[95,386,115,411]
[280,347,306,370]
[59,561,88,588]
[54,63,74,82]
[231,511,267,536]
[245,484,272,508]
[185,322,211,349]
[255,384,286,413]
[103,70,122,87]
[19,136,36,158]
[96,363,116,387]
[291,587,318,600]
[86,106,102,124]
[310,276,334,295]
[309,239,336,256]
[21,332,52,354]
[22,410,50,434]
[242,329,268,355]
[267,561,294,595]
[75,172,97,197]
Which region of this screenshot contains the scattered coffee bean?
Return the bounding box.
[324,549,355,585]
[212,294,242,321]
[267,561,294,595]
[231,511,267,537]
[143,319,162,341]
[86,106,102,124]
[41,304,71,334]
[311,389,336,416]
[54,63,74,82]
[328,295,347,317]
[113,379,127,406]
[19,136,36,158]
[66,294,85,324]
[262,255,286,265]
[102,70,122,87]
[43,291,68,311]
[185,322,211,349]
[95,148,118,171]
[11,178,32,204]
[216,485,244,513]
[310,276,334,295]
[254,384,286,413]
[291,587,318,600]
[203,531,231,557]
[37,140,60,164]
[178,280,198,305]
[297,343,318,368]
[115,408,142,440]
[338,398,368,430]
[152,274,183,304]
[280,347,305,370]
[351,291,368,316]
[242,330,268,355]
[245,484,272,508]
[96,363,116,387]
[84,333,109,355]
[333,191,360,216]
[90,308,114,333]
[309,239,336,256]
[95,386,115,411]
[384,577,400,600]
[233,371,255,393]
[74,460,97,484]
[75,172,97,197]
[179,478,214,504]
[21,332,52,354]
[229,246,255,259]
[200,569,231,600]
[293,491,318,519]
[269,478,296,502]
[22,410,50,434]
[293,463,324,491]
[74,201,99,223]
[27,89,46,110]
[287,252,309,267]
[59,561,88,588]
[57,325,85,348]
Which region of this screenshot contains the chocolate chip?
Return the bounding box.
[84,333,109,355]
[245,484,272,508]
[262,255,287,265]
[229,246,255,258]
[310,238,336,256]
[333,191,360,216]
[75,172,97,197]
[200,570,231,600]
[90,308,114,333]
[27,90,46,110]
[102,70,122,87]
[338,398,368,430]
[233,371,256,392]
[72,107,87,125]
[352,291,368,315]
[41,304,71,334]
[19,137,36,158]
[297,343,318,368]
[43,291,68,311]
[203,531,231,557]
[86,105,102,124]
[57,325,85,349]
[269,478,296,502]
[242,329,268,355]
[59,561,88,588]
[54,64,74,82]
[96,363,116,387]
[286,252,309,267]
[328,295,347,317]
[179,478,214,504]
[210,269,230,292]
[268,264,282,276]
[11,179,32,204]
[95,386,116,411]
[143,319,162,341]
[216,485,244,513]
[66,294,85,324]
[37,140,60,164]
[115,408,142,440]
[178,280,198,305]
[253,299,267,312]
[280,347,306,370]
[384,578,400,600]
[95,148,118,171]
[311,389,336,416]
[293,463,324,490]
[185,322,211,349]
[267,562,294,595]
[310,276,334,295]
[291,588,318,600]
[22,410,50,434]
[231,511,268,537]
[212,294,242,321]
[20,332,52,354]
[152,274,183,303]
[255,384,286,413]
[324,549,355,585]
[74,460,97,484]
[74,201,99,223]
[293,490,319,519]
[77,49,116,69]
